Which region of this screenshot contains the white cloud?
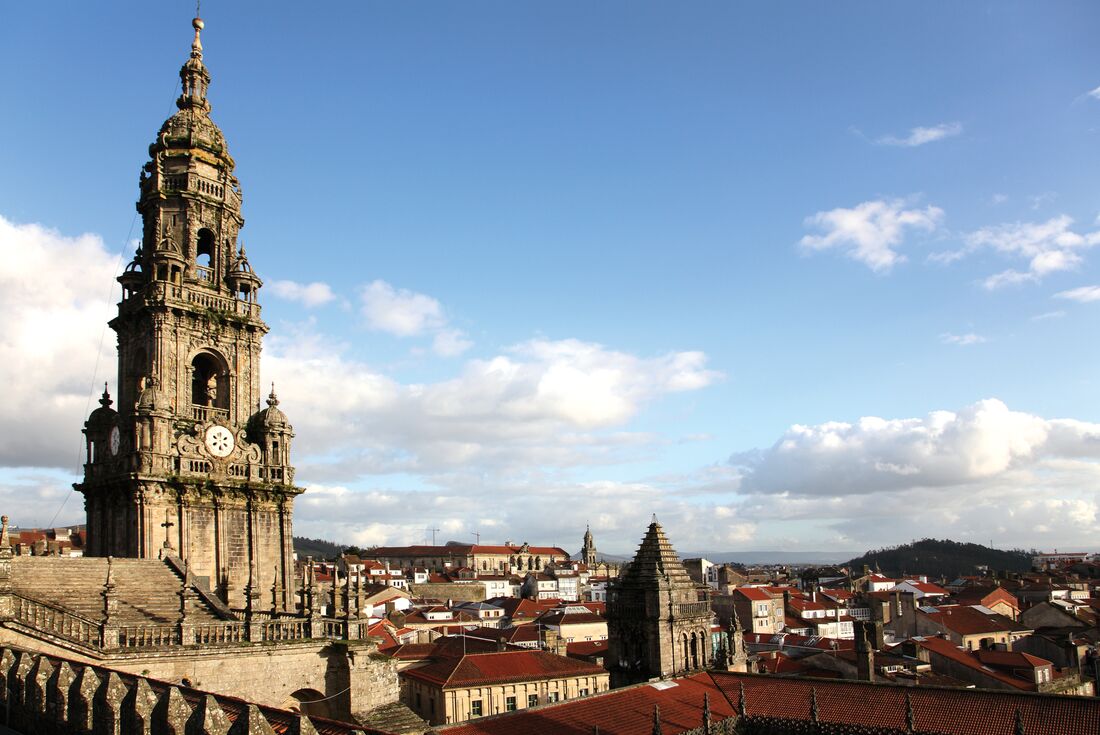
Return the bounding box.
[432,329,473,357]
[0,215,120,470]
[960,216,1100,290]
[1055,285,1100,303]
[875,122,963,147]
[291,477,755,553]
[359,279,472,355]
[991,194,1008,206]
[800,198,944,272]
[1030,310,1065,322]
[264,332,721,482]
[728,399,1100,548]
[940,332,987,346]
[1029,192,1058,210]
[269,280,336,308]
[1087,85,1100,101]
[360,279,445,336]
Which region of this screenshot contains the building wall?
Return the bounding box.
[402,671,609,725]
[0,626,397,721]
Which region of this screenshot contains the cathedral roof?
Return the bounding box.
[617,520,695,589]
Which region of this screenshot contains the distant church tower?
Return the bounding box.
[76,16,300,610]
[606,519,713,687]
[582,524,597,567]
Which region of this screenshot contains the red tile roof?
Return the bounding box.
[437,671,733,735]
[734,587,774,602]
[435,670,1100,735]
[402,650,604,688]
[924,606,1014,636]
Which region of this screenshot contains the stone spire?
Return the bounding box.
[178,16,212,112]
[618,519,694,587]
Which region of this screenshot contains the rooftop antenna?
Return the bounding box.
[424,527,440,545]
[471,531,481,545]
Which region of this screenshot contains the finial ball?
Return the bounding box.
[193,17,205,31]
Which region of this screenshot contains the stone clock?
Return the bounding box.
[204,425,235,458]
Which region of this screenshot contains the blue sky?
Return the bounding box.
[2,2,1100,554]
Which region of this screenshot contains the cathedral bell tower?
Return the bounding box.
[76,16,301,611]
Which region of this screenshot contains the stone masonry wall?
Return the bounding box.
[0,625,398,722]
[0,643,384,735]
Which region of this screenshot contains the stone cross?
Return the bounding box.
[160,509,175,553]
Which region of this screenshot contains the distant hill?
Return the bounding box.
[846,539,1032,580]
[684,551,860,566]
[293,536,346,561]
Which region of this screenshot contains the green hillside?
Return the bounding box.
[293,536,347,561]
[847,538,1032,580]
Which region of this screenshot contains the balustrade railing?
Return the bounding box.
[194,621,246,645]
[12,592,365,650]
[118,625,180,648]
[190,405,229,423]
[263,619,308,641]
[13,596,99,646]
[678,602,711,617]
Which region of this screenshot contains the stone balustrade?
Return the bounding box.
[13,596,100,647]
[11,592,372,653]
[0,643,379,735]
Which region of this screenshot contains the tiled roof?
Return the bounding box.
[434,670,1100,735]
[924,605,1014,636]
[711,672,1100,734]
[401,650,604,689]
[436,672,733,735]
[734,587,774,602]
[566,640,608,657]
[910,636,1033,690]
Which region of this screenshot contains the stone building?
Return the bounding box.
[0,16,421,732]
[605,519,714,687]
[370,543,569,575]
[399,649,608,726]
[75,15,299,611]
[581,525,597,567]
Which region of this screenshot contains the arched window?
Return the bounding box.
[196,229,215,270]
[191,352,228,410]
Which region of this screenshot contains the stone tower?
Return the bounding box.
[606,519,713,687]
[582,524,597,567]
[75,16,301,610]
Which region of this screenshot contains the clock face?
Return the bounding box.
[109,426,121,456]
[204,425,235,458]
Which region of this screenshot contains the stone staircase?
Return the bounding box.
[12,556,224,624]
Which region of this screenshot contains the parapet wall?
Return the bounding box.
[0,643,386,734]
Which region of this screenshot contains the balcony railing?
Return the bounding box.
[191,405,229,423]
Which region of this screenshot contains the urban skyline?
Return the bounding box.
[2,2,1099,553]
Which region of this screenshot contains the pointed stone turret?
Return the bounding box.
[606,518,714,686]
[582,524,597,567]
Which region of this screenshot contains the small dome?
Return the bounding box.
[250,386,291,433]
[136,377,170,413]
[86,385,118,429]
[152,107,230,161]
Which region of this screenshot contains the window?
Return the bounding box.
[415,693,421,709]
[505,696,517,712]
[471,700,483,717]
[580,688,590,697]
[547,692,560,703]
[528,694,538,708]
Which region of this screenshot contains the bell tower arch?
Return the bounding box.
[75,16,302,611]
